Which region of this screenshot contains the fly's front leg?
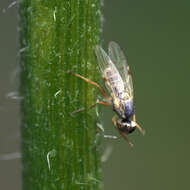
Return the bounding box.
[119,132,134,147]
[112,115,117,128]
[112,115,134,147]
[133,114,145,135]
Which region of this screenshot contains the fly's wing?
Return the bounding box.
[95,45,112,73]
[108,41,134,98]
[95,45,124,97]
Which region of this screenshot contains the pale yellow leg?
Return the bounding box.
[112,115,134,147]
[119,132,134,147]
[133,114,145,135]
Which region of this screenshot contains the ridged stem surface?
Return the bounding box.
[19,0,102,189]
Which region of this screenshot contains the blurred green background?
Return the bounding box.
[0,0,190,190]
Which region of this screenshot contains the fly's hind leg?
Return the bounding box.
[112,115,134,147]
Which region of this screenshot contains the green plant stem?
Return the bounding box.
[19,0,102,190]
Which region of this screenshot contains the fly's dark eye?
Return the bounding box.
[128,126,136,134]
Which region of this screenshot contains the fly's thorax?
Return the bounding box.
[113,98,134,119]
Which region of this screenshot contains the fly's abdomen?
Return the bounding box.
[104,67,125,98]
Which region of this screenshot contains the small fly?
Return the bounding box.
[68,41,144,147]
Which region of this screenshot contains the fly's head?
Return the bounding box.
[117,119,136,135]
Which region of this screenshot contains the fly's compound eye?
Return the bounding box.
[127,125,136,134]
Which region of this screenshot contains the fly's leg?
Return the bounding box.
[68,71,112,114]
[88,100,111,109]
[133,114,145,135]
[112,115,117,127]
[68,71,110,99]
[112,115,134,147]
[119,132,134,147]
[72,100,111,114]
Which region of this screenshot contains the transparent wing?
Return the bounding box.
[95,45,124,97]
[108,41,134,97]
[95,45,112,73]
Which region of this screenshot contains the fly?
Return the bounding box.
[68,41,144,147]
